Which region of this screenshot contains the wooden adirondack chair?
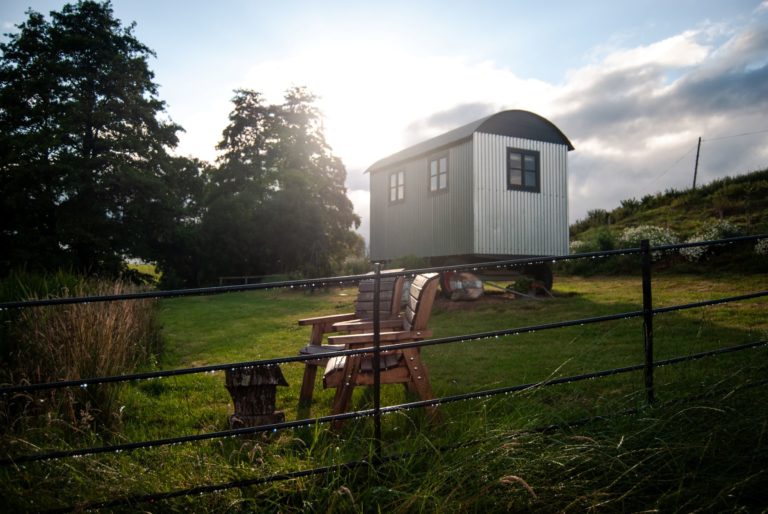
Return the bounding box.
[297,273,405,410]
[323,273,440,426]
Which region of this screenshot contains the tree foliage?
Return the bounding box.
[190,88,361,285]
[0,1,199,277]
[0,2,362,286]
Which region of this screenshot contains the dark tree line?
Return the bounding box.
[0,1,362,287]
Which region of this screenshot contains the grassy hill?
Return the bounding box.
[570,168,768,246]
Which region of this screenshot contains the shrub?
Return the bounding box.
[389,254,431,270]
[336,256,372,276]
[615,198,640,219]
[618,225,679,261]
[680,220,743,262]
[570,209,612,236]
[594,227,617,251]
[712,187,740,217]
[569,240,587,254]
[619,225,679,246]
[0,274,162,433]
[756,238,768,256]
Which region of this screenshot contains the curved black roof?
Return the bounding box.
[367,110,574,173]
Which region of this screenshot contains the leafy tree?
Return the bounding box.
[193,90,275,284]
[0,1,192,277]
[201,87,360,282]
[139,156,208,287]
[266,87,360,276]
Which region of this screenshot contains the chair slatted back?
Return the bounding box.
[354,276,404,320]
[403,273,440,331]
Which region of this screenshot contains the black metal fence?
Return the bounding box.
[1,235,767,511]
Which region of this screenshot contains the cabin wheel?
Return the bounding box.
[522,263,553,291]
[439,270,458,298]
[439,270,484,300]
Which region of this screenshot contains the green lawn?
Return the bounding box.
[149,273,767,430]
[2,272,767,512]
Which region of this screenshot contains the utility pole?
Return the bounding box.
[692,136,702,190]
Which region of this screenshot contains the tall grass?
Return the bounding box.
[0,274,162,433]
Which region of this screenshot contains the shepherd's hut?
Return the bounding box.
[367,110,574,292]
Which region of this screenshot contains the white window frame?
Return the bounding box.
[428,154,448,193]
[389,170,405,203]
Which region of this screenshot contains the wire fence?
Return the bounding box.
[43,375,768,514]
[1,234,767,511]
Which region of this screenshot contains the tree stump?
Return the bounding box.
[225,365,288,429]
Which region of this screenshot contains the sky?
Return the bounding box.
[2,0,768,245]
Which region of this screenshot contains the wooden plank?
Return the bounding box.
[390,276,405,315]
[410,275,439,330]
[325,363,410,387]
[298,312,356,326]
[328,329,431,345]
[360,353,401,371]
[330,355,361,425]
[332,318,403,332]
[348,366,410,385]
[357,277,398,293]
[299,363,318,407]
[355,300,394,312]
[356,291,394,302]
[411,274,429,289]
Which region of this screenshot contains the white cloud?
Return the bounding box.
[645,130,697,150]
[601,30,711,71]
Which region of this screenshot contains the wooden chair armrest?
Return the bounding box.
[298,312,356,326]
[332,318,403,332]
[328,329,432,345]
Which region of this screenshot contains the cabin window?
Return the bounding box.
[389,170,405,203]
[428,154,448,193]
[507,148,540,193]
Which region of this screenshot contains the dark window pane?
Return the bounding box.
[524,155,536,170]
[525,170,537,188]
[508,152,522,169]
[509,168,522,186]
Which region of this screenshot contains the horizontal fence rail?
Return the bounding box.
[7,337,765,468]
[2,234,764,310]
[2,234,767,511]
[3,290,766,396]
[50,375,768,514]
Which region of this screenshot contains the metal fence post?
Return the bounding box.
[641,239,655,404]
[372,262,382,461]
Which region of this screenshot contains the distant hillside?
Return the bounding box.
[570,168,768,245]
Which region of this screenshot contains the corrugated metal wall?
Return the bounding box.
[370,139,474,261]
[473,133,569,256]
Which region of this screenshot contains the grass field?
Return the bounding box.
[2,270,767,512]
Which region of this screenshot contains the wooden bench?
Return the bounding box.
[297,272,404,412]
[323,273,441,428]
